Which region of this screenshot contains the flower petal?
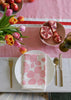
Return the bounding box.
[22,80,26,85]
[24,62,30,72]
[35,61,41,65]
[34,67,41,73]
[24,54,31,60]
[37,79,45,85]
[31,62,34,68]
[24,62,29,67]
[40,71,45,78]
[27,71,35,78]
[41,57,45,62]
[30,55,37,62]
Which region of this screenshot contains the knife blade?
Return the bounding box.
[59,54,63,86]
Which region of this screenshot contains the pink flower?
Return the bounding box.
[19,25,26,32]
[24,62,30,72]
[35,61,41,65]
[19,37,23,41]
[22,80,26,85]
[41,57,45,62]
[27,66,45,85]
[0,12,3,17]
[6,9,13,17]
[14,40,21,47]
[13,32,20,39]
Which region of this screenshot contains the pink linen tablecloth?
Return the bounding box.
[0,27,71,58]
[17,0,71,19]
[0,0,71,58]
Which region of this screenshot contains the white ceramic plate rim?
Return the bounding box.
[15,50,55,87]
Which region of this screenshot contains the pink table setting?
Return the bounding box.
[0,0,71,96]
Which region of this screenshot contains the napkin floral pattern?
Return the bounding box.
[22,54,47,90]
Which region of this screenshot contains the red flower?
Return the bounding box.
[17,16,24,22]
[9,17,18,24]
[19,47,27,54]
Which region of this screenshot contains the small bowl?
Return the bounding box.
[39,22,65,46]
[0,0,23,14]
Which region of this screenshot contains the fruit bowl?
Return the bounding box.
[39,21,65,46]
[0,0,23,14]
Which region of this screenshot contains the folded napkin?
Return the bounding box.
[22,54,47,90]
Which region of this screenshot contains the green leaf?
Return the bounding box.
[0,35,5,39]
[0,40,5,43]
[5,23,10,27]
[0,16,8,26]
[19,42,24,45]
[0,31,3,34]
[0,26,16,31]
[0,8,7,25]
[9,29,17,32]
[21,36,29,38]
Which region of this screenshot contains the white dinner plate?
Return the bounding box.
[15,50,55,88]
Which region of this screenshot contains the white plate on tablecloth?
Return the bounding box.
[15,50,55,88]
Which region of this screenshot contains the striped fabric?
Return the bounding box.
[0,93,48,100]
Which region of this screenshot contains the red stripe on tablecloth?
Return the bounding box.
[17,21,45,24]
[60,22,71,25]
[17,21,71,25]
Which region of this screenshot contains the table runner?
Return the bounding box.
[0,27,71,58]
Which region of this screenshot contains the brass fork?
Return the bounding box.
[9,59,13,88]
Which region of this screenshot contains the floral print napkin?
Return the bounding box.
[22,54,47,90]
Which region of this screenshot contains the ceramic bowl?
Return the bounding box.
[39,21,65,46]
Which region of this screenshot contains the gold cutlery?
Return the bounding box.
[59,54,63,86]
[9,59,13,88]
[53,58,59,86]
